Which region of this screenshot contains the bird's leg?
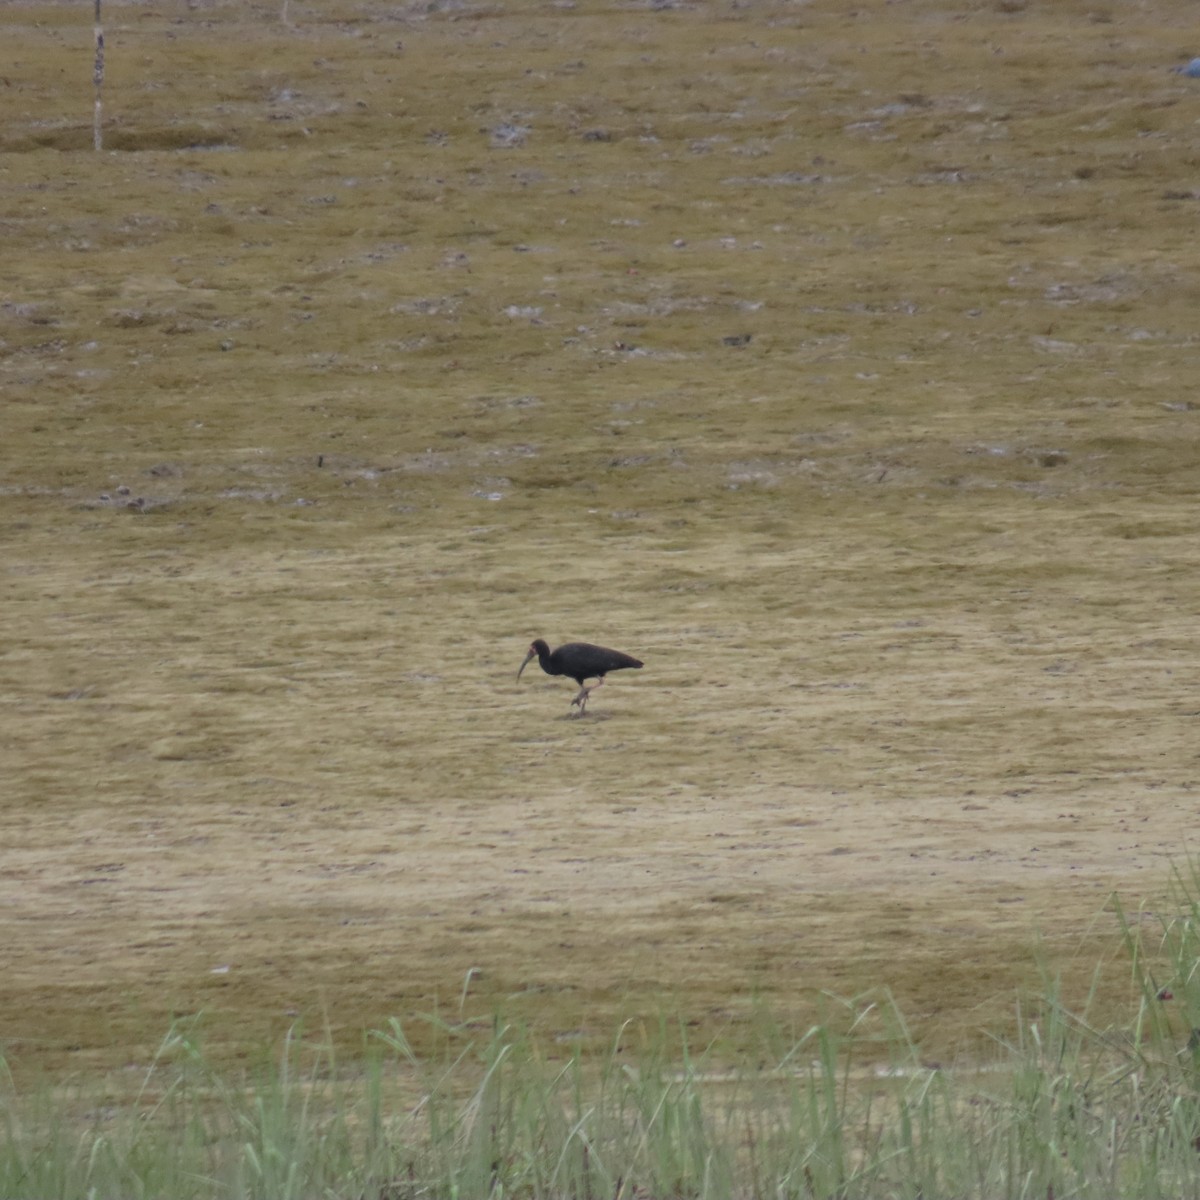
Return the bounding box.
[570,676,604,715]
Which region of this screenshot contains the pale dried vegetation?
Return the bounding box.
[2,0,1200,1080]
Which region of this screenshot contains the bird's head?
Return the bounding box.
[517,639,549,681]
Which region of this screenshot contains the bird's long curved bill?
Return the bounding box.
[517,648,536,681]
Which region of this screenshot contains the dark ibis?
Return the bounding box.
[517,639,643,716]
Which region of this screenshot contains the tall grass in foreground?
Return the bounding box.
[3,873,1200,1200]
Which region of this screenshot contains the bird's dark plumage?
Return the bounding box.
[517,639,643,715]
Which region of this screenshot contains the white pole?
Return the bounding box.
[92,0,104,151]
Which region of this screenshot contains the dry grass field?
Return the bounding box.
[4,0,1200,1081]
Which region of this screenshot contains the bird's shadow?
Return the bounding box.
[557,710,615,722]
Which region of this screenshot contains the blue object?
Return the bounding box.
[1176,57,1200,77]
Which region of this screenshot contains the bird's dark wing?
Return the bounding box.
[604,648,644,670]
[558,643,643,674]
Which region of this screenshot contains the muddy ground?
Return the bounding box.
[3,0,1200,1079]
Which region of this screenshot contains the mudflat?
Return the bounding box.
[3,0,1198,1076]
